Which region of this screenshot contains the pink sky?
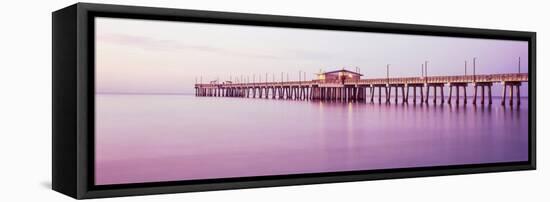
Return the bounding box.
[95,17,528,94]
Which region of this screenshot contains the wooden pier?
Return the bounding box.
[195,73,528,106]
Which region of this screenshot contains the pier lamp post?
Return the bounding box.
[421,64,424,78]
[424,61,428,78]
[423,61,428,104]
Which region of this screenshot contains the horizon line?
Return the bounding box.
[97,92,193,95]
[96,92,529,98]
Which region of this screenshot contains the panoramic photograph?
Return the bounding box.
[94,17,529,186]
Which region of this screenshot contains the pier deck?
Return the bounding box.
[195,73,528,106]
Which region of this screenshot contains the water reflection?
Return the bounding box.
[95,94,529,185]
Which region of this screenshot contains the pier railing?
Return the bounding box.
[195,73,528,88]
[195,73,528,106]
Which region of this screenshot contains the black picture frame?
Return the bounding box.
[52,2,536,199]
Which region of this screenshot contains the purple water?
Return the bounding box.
[95,94,528,185]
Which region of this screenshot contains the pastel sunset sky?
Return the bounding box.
[95,17,528,94]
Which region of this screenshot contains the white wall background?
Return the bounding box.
[0,0,547,201]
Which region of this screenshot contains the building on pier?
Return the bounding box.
[316,69,363,83]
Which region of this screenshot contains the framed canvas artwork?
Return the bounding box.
[52,3,536,199]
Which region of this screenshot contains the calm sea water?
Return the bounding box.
[95,94,529,185]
